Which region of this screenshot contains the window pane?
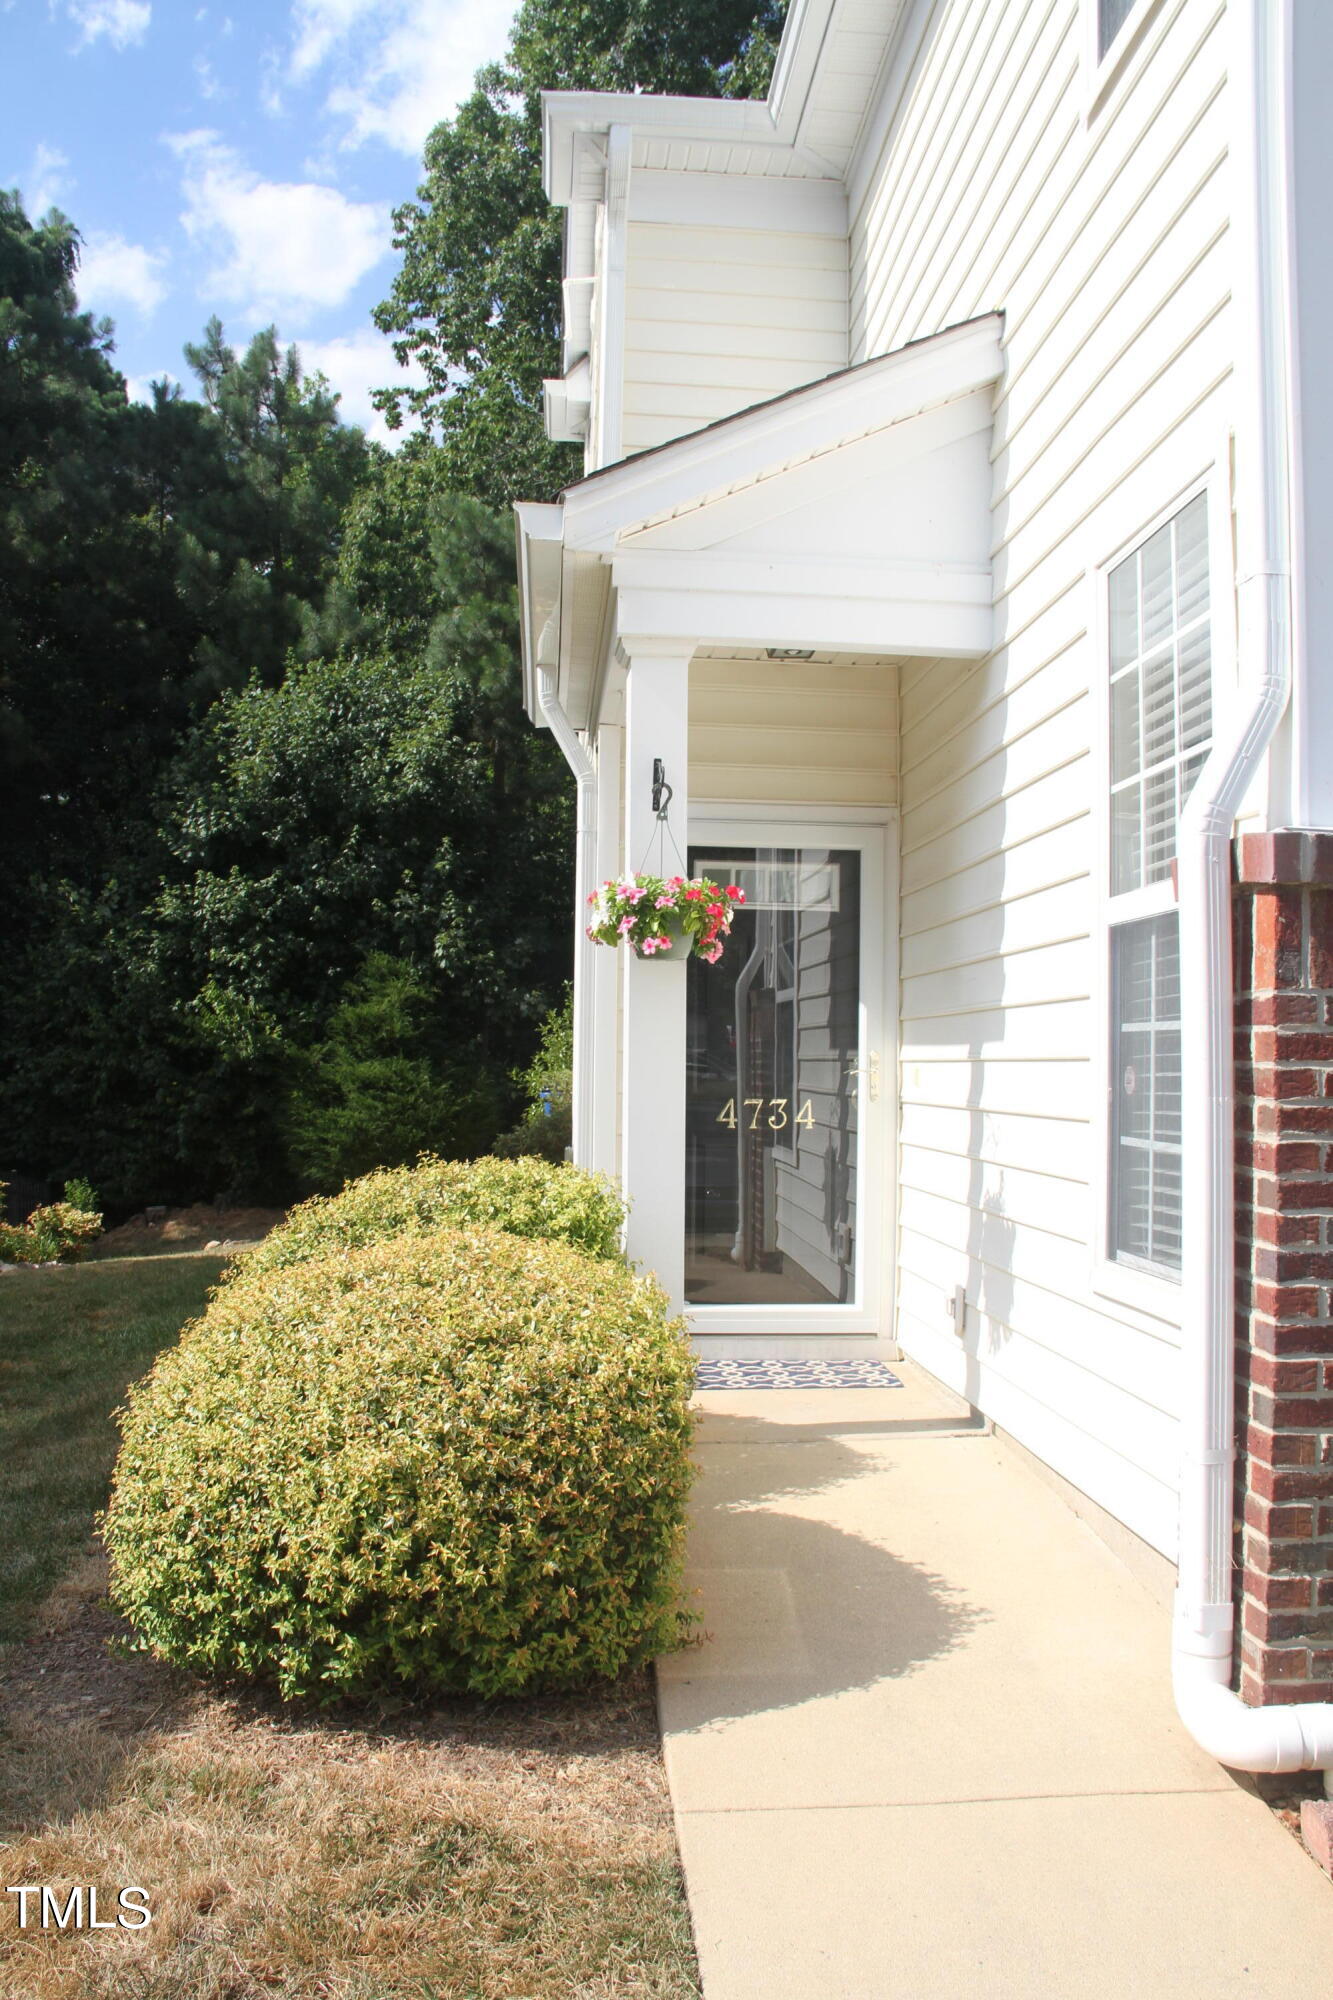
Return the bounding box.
[1109,559,1139,669]
[1177,626,1212,750]
[1175,493,1209,627]
[1111,780,1142,894]
[1110,914,1183,1274]
[1110,667,1140,782]
[1105,496,1212,894]
[1099,0,1137,59]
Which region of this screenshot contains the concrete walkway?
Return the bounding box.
[657,1363,1333,1999]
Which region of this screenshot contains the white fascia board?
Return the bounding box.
[767,0,837,146]
[628,169,846,235]
[543,91,776,205]
[609,548,992,608]
[514,502,566,722]
[613,579,990,659]
[543,358,591,444]
[561,314,1004,552]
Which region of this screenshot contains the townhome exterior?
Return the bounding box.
[514,0,1333,1771]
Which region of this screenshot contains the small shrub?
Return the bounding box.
[492,990,573,1161]
[63,1175,100,1215]
[0,1182,102,1263]
[242,1154,625,1279]
[103,1226,695,1701]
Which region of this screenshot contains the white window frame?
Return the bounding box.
[1083,0,1164,119]
[1090,465,1233,1322]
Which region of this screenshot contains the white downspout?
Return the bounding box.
[1172,0,1333,1776]
[536,669,597,1169]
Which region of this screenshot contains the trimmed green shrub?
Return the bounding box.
[103,1226,695,1701]
[241,1154,625,1279]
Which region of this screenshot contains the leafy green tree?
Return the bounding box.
[0,193,185,881]
[374,0,788,505]
[178,318,374,699]
[284,953,501,1192]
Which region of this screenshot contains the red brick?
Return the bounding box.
[1251,1245,1333,1283]
[1249,1643,1314,1679]
[1251,1288,1322,1326]
[1255,1175,1333,1219]
[1248,1319,1333,1356]
[1300,1800,1333,1877]
[1251,1209,1324,1246]
[1241,1600,1333,1642]
[1266,1395,1333,1429]
[1311,924,1333,992]
[1253,893,1306,988]
[1252,1029,1333,1066]
[1242,1572,1313,1610]
[1249,1354,1321,1394]
[1244,1495,1315,1537]
[1247,1462,1332,1503]
[1265,1679,1333,1703]
[1251,991,1322,1026]
[1260,1103,1333,1136]
[1317,1576,1333,1607]
[1245,1424,1319,1466]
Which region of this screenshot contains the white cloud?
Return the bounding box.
[168,130,390,315]
[287,0,513,155]
[293,327,426,446]
[77,232,169,315]
[68,1,152,49]
[21,141,73,218]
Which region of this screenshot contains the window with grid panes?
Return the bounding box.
[1106,494,1211,1276]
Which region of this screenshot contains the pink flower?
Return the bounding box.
[618,915,635,935]
[655,895,676,909]
[701,944,722,963]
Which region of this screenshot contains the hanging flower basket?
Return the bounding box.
[586,873,745,963]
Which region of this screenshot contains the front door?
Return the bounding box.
[684,817,889,1336]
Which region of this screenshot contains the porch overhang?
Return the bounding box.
[515,313,1004,731]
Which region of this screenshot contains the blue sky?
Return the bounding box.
[3,1,521,442]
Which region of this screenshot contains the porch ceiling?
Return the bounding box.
[515,313,1003,731]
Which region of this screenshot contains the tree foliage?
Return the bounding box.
[373,0,788,504]
[3,0,786,1207]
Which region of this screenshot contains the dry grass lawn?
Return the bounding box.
[0,1258,700,2000]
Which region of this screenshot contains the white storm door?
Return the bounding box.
[684,814,891,1336]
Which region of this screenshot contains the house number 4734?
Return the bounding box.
[715,1098,815,1131]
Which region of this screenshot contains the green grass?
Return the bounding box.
[0,1252,227,1642]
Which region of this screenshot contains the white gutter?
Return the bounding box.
[1173,0,1333,1777]
[535,669,597,1170]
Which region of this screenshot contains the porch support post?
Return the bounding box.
[620,643,692,1311]
[590,722,622,1179]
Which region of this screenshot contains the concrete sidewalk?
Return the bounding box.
[656,1363,1333,1999]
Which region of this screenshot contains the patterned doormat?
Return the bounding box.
[693,1357,903,1391]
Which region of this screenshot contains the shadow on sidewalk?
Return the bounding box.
[664,1412,984,1727]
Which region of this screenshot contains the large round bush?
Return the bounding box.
[104,1227,694,1701]
[240,1154,625,1278]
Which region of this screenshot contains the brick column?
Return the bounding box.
[1233,830,1333,1705]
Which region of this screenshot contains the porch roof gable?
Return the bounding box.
[516,313,1004,728]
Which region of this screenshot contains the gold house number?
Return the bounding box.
[716,1098,815,1132]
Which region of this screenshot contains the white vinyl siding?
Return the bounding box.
[623,222,849,456]
[852,0,1229,1558]
[689,653,898,808]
